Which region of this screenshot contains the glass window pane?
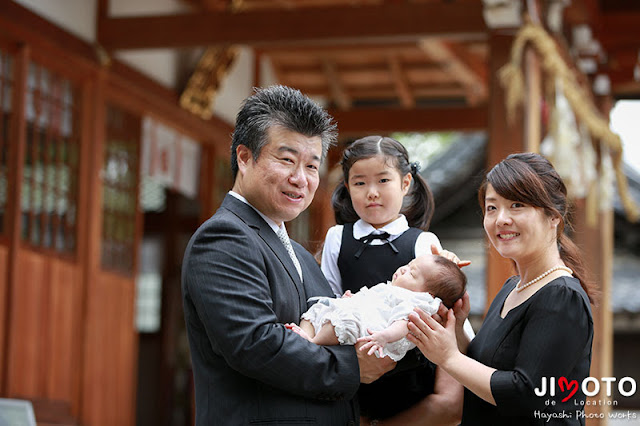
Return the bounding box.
[21,61,79,254]
[101,104,140,275]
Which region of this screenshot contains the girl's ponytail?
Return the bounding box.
[404,171,434,231]
[331,181,359,225]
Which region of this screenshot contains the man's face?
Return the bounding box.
[234,125,323,226]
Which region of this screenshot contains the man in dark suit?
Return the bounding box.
[182,85,395,425]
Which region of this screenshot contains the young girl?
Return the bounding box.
[321,136,441,297]
[320,135,468,423]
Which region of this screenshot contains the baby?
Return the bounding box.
[286,254,467,361]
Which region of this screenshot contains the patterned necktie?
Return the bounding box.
[276,227,303,281]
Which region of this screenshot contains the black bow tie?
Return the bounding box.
[355,231,399,258]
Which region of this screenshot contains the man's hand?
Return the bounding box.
[355,340,395,383]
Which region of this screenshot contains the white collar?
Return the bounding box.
[352,215,409,240]
[229,191,285,235]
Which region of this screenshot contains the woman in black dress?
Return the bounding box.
[407,153,597,425]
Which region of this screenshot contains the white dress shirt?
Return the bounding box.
[229,191,302,280]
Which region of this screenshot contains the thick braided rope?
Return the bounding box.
[498,21,639,222]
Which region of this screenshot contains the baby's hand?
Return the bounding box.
[356,329,388,357]
[341,290,354,298]
[284,323,312,341]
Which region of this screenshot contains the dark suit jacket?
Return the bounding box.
[182,194,361,425]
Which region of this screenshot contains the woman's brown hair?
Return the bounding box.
[478,152,599,304]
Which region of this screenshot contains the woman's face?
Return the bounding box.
[482,184,559,264]
[346,155,411,229]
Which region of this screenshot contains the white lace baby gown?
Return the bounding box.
[301,282,441,361]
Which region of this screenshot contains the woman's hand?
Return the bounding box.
[407,308,459,367]
[431,302,449,327]
[430,244,471,268]
[453,292,471,330]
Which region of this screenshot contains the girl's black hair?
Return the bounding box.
[332,136,434,230]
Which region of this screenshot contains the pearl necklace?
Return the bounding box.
[516,266,573,292]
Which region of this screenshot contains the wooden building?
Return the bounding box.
[0,0,639,425]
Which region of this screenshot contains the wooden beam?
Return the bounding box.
[328,106,487,135]
[237,0,385,10]
[0,0,99,66]
[564,0,601,26]
[419,39,487,105]
[98,2,486,50]
[388,55,415,109]
[262,41,486,57]
[0,0,233,143]
[185,0,232,11]
[600,12,640,49]
[322,58,351,110]
[97,0,108,21]
[442,40,489,96]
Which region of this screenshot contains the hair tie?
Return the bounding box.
[410,161,421,175]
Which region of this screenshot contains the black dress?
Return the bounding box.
[338,223,436,420]
[462,276,593,425]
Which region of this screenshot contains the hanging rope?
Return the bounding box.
[499,21,639,223]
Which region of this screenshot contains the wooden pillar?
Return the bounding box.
[2,43,28,395]
[309,141,343,256]
[524,48,542,152]
[524,0,543,155]
[80,68,107,426]
[198,143,218,224]
[484,32,525,305]
[573,92,615,424]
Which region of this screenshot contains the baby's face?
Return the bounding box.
[391,254,436,292]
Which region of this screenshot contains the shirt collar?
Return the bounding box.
[352,215,409,240]
[229,191,285,235]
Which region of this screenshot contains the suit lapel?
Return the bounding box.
[221,195,306,305]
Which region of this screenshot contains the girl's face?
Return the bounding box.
[483,184,559,265]
[346,155,411,229]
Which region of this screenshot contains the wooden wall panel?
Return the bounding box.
[7,250,48,396]
[82,272,137,426]
[46,260,83,407]
[6,251,82,404]
[0,245,7,389]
